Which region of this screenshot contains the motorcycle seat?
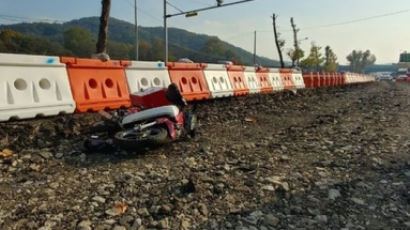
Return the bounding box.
[121,105,180,126]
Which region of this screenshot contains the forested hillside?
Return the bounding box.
[0,17,278,66]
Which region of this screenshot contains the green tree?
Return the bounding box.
[151,39,165,61]
[0,40,5,51]
[287,48,304,68]
[323,46,338,72]
[149,39,176,61]
[130,40,152,60]
[225,49,243,65]
[107,41,131,59]
[202,37,226,57]
[0,30,23,52]
[346,50,376,73]
[0,29,69,55]
[63,27,95,57]
[300,43,324,71]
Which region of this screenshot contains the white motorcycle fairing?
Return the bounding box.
[121,105,180,126]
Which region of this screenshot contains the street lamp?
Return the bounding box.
[163,0,255,62]
[185,12,198,18]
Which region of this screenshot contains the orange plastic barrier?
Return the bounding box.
[334,72,340,86]
[319,72,330,87]
[312,72,321,88]
[332,72,338,86]
[302,72,314,88]
[333,73,338,86]
[326,72,332,87]
[256,67,273,93]
[329,73,334,86]
[328,73,333,86]
[279,69,295,90]
[340,72,348,85]
[226,65,249,96]
[166,62,210,101]
[318,72,325,87]
[61,57,131,113]
[336,73,343,86]
[303,72,351,87]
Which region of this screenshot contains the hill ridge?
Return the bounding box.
[0,16,279,66]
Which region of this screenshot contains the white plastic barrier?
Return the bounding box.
[124,61,171,93]
[243,67,260,94]
[348,73,354,84]
[350,73,357,84]
[291,69,305,89]
[0,53,75,121]
[269,68,284,92]
[344,72,352,84]
[203,64,234,98]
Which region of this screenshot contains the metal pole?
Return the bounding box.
[134,0,139,60]
[166,0,255,18]
[253,30,256,65]
[164,0,168,62]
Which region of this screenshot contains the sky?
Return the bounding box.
[0,0,409,64]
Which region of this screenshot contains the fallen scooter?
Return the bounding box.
[85,83,196,151]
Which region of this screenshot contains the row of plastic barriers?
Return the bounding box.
[302,72,376,88]
[0,53,375,121]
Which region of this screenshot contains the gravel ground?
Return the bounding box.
[0,82,409,230]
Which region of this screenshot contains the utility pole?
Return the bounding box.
[164,0,168,62]
[134,0,139,60]
[272,13,284,68]
[253,30,257,65]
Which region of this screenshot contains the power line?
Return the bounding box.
[166,0,185,14]
[224,31,254,40]
[121,0,162,23]
[226,8,410,38]
[0,14,63,23]
[303,8,410,30]
[189,0,214,7]
[0,16,21,22]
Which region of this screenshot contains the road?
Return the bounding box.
[0,82,409,230]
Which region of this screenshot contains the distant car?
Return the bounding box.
[395,76,408,82]
[377,75,393,81]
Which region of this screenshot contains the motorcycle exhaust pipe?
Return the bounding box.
[133,121,157,131]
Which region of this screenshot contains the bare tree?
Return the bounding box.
[288,17,304,67]
[95,0,111,59]
[271,14,285,68]
[291,18,298,50]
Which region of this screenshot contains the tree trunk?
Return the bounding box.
[96,0,111,55]
[290,17,299,67]
[272,14,284,68]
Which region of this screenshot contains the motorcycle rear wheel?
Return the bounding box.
[114,127,169,150]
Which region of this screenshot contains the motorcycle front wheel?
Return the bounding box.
[114,127,169,150]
